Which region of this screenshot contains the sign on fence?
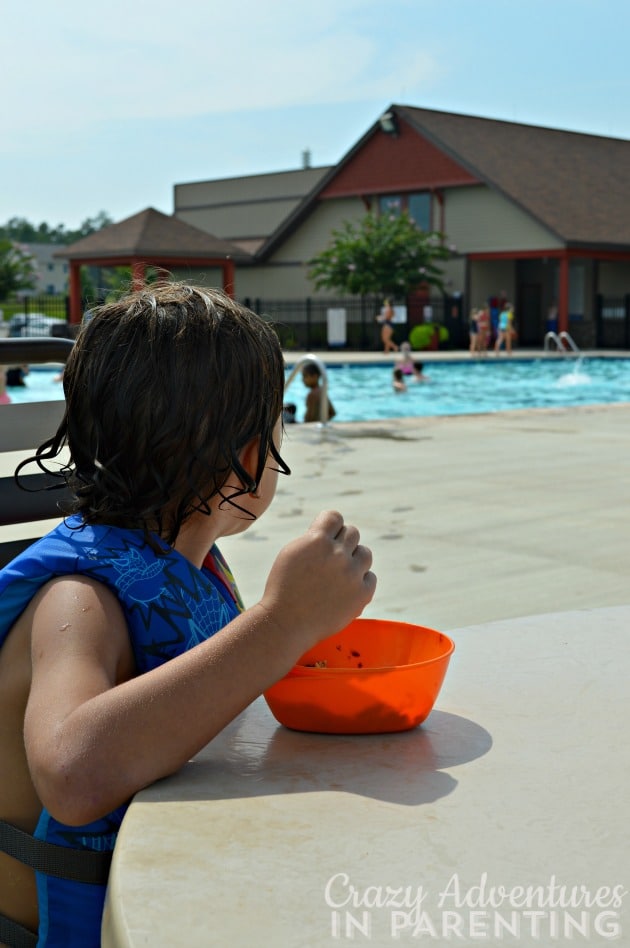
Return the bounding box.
[326,308,347,347]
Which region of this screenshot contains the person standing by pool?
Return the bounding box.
[494,302,515,355]
[476,305,491,355]
[376,299,399,353]
[469,308,480,354]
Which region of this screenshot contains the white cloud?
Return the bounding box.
[0,0,443,134]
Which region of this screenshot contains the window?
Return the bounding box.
[377,192,432,229]
[378,195,402,217]
[408,193,431,231]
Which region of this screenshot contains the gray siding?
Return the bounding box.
[174,167,330,207]
[444,186,563,253]
[177,201,299,241]
[269,198,367,265]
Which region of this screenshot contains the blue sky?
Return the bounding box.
[1,0,629,229]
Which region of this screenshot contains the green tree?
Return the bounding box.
[0,240,37,298]
[0,211,113,245]
[65,211,113,244]
[308,211,451,300]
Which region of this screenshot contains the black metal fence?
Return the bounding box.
[242,294,467,350]
[0,294,69,321]
[4,292,630,351]
[0,293,73,340]
[596,295,630,348]
[2,292,466,350]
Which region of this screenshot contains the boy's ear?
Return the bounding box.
[237,435,261,489]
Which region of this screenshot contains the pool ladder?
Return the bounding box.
[544,331,581,355]
[284,353,331,425]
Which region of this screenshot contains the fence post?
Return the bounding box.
[625,294,630,350]
[360,296,367,349]
[306,297,311,349]
[595,294,603,348]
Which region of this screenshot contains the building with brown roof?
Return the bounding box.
[174,104,630,347]
[56,207,250,323]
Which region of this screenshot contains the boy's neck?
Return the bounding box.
[173,510,224,569]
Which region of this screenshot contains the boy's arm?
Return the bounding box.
[24,511,375,827]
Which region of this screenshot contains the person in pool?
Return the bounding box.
[301,361,336,423]
[392,367,407,392]
[398,344,430,382]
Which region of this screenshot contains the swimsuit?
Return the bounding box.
[0,515,242,947]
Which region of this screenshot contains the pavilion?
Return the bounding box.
[55,207,250,323]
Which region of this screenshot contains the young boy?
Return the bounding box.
[0,284,375,947]
[301,361,336,423]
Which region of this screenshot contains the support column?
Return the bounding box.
[223,259,235,297]
[558,252,570,334]
[131,260,146,290]
[68,261,82,324]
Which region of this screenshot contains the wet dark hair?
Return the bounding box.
[17,283,290,546]
[302,361,321,378]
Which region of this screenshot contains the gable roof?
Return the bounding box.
[55,207,251,262]
[397,106,630,248]
[258,105,630,257]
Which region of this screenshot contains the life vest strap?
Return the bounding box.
[0,818,112,885]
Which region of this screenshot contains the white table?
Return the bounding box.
[102,606,630,947]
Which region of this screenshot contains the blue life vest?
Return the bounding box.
[0,515,243,947]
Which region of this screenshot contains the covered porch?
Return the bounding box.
[468,248,630,347]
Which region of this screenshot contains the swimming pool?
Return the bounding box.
[6,358,630,422]
[284,357,630,422]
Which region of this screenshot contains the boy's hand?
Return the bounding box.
[259,510,376,651]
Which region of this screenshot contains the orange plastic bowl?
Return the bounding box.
[264,618,454,734]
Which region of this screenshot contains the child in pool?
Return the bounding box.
[0,283,375,947]
[398,342,416,376]
[398,344,430,382]
[301,361,336,423]
[392,367,407,392]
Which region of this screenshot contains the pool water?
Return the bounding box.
[5,367,66,403]
[6,358,630,422]
[284,357,630,422]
